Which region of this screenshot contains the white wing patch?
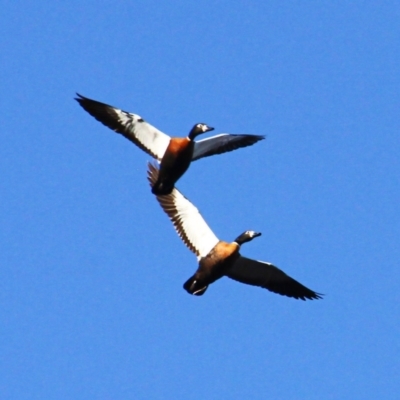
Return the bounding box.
[75,94,171,161]
[112,108,170,160]
[147,162,219,259]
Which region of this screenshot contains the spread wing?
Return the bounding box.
[192,133,265,161]
[226,256,322,300]
[75,94,170,161]
[147,162,219,259]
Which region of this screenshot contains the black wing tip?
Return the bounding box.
[229,133,265,141]
[74,92,86,102]
[74,93,91,108]
[237,134,265,145]
[298,291,324,301]
[270,285,324,301]
[251,135,266,144]
[254,134,266,140]
[74,93,114,115]
[74,93,105,108]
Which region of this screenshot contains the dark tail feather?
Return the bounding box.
[151,181,174,195]
[183,276,208,296]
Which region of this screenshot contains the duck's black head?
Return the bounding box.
[188,123,214,140]
[234,231,262,246]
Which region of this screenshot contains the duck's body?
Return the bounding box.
[75,94,264,194]
[153,137,194,195]
[151,124,213,194]
[184,241,241,295]
[147,162,322,300]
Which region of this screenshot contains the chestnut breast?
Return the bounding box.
[158,138,194,184]
[197,241,240,285]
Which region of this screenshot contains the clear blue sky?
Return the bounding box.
[1,1,399,399]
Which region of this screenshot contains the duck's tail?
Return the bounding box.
[183,276,208,296]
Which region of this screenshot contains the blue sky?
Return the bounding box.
[1,1,399,399]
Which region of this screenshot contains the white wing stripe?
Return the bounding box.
[75,94,170,161]
[148,163,219,258]
[112,109,170,160]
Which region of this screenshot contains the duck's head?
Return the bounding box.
[234,230,262,246]
[188,123,214,140]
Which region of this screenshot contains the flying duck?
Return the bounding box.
[147,162,322,300]
[75,94,264,195]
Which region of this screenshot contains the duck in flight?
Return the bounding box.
[75,94,264,195]
[147,162,322,300]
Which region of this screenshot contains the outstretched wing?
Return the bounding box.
[147,162,219,259]
[75,94,170,161]
[192,133,264,161]
[226,256,322,300]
